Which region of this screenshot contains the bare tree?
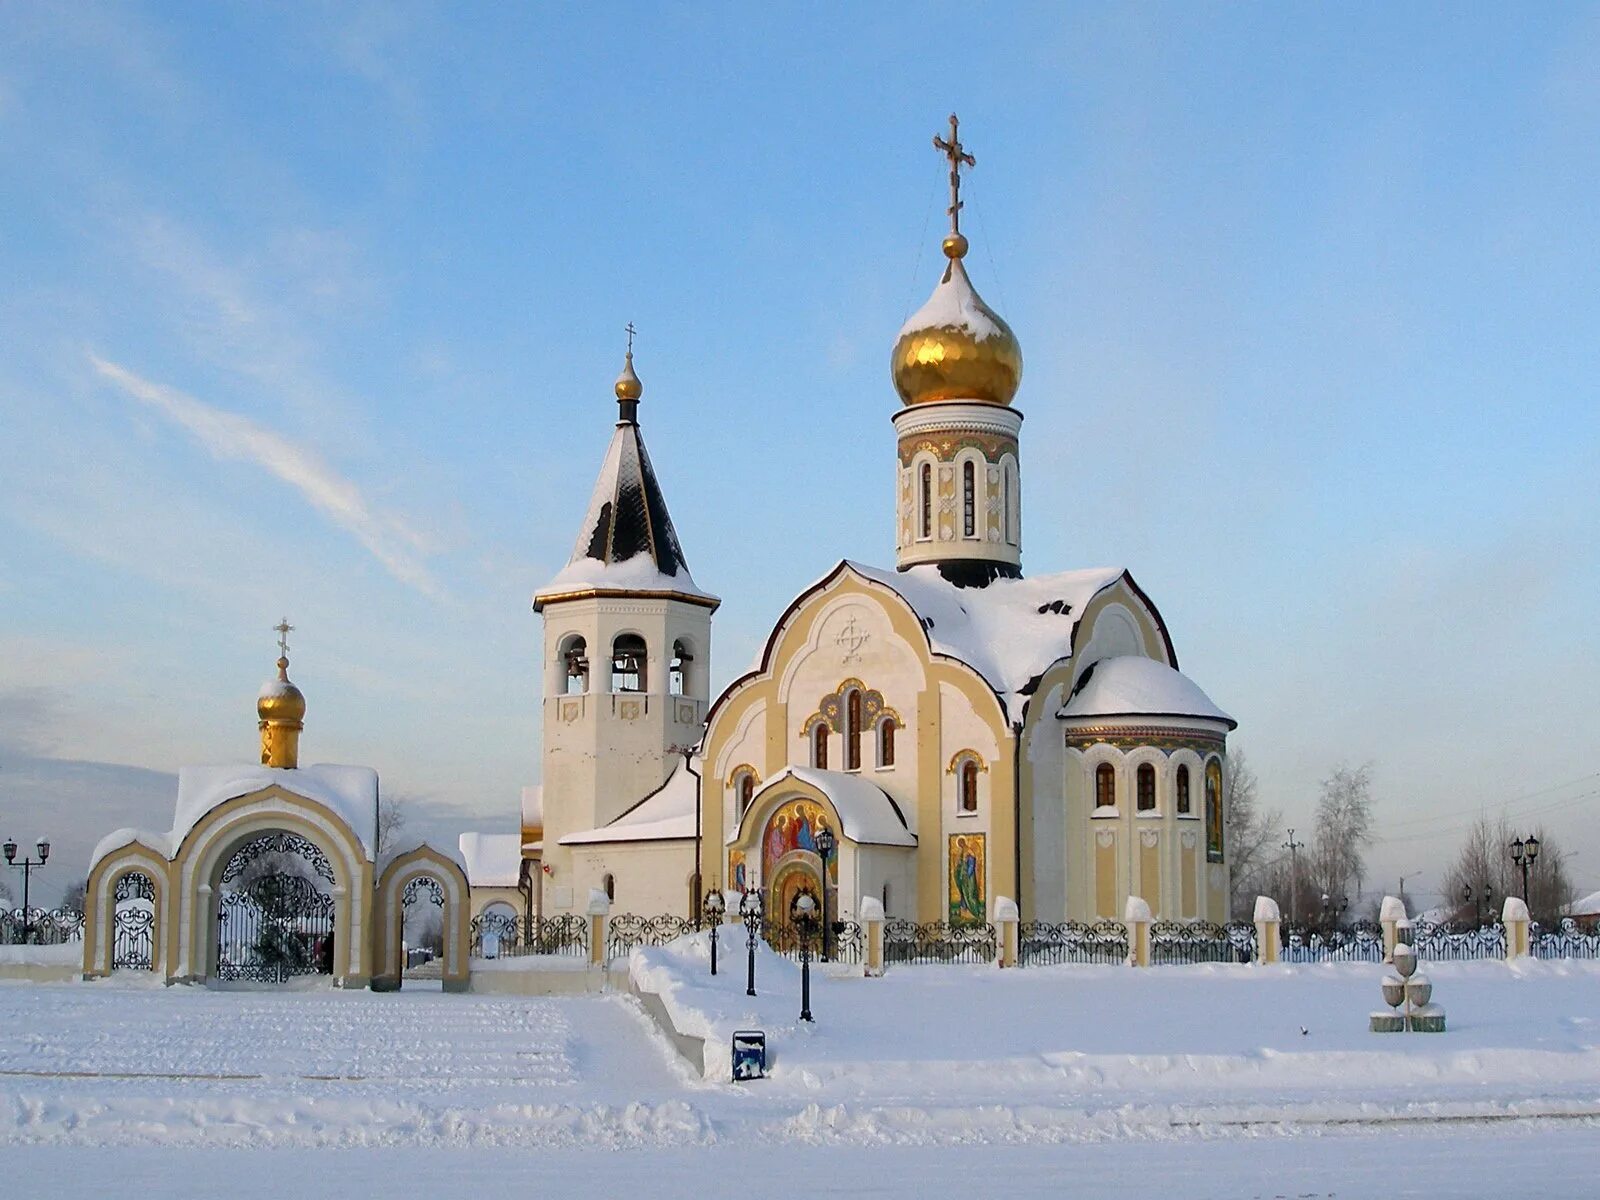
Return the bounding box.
[1307,763,1376,908]
[1441,815,1576,927]
[61,880,87,912]
[1224,750,1281,918]
[377,795,409,858]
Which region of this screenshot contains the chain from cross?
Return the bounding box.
[625,322,637,355]
[932,112,975,236]
[274,618,294,657]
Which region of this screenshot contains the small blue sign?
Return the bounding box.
[732,1030,766,1081]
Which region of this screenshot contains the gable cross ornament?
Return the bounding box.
[835,615,870,664]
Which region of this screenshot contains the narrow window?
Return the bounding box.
[878,717,896,768]
[602,873,615,902]
[1002,468,1011,543]
[960,759,979,813]
[812,724,828,770]
[669,639,690,696]
[1137,763,1156,812]
[610,634,647,692]
[846,690,862,770]
[919,463,932,539]
[1095,762,1116,810]
[563,636,589,695]
[963,460,976,537]
[737,771,755,815]
[1176,765,1191,815]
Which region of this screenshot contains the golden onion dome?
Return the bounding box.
[891,236,1022,407]
[614,350,643,403]
[257,656,306,724]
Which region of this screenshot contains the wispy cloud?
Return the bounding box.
[90,355,442,599]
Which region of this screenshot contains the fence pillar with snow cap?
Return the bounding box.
[1124,896,1152,967]
[1253,895,1281,965]
[859,896,885,977]
[586,889,611,967]
[994,896,1019,968]
[1379,895,1407,963]
[1502,896,1531,960]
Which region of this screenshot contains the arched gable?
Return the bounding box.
[83,839,171,980]
[374,844,471,992]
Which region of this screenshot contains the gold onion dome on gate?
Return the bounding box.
[257,656,306,724]
[891,233,1022,407]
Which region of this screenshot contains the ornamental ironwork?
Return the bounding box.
[216,874,336,982]
[112,904,155,970]
[401,876,445,907]
[1405,919,1506,962]
[219,831,335,885]
[605,913,702,961]
[1150,920,1256,965]
[1019,919,1130,965]
[764,918,865,965]
[0,907,85,946]
[1531,918,1600,960]
[468,912,588,958]
[883,919,997,966]
[114,872,156,903]
[1279,919,1385,963]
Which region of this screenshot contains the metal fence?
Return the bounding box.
[1532,918,1600,960]
[884,919,997,965]
[763,919,865,965]
[0,907,84,946]
[469,912,589,959]
[1019,920,1129,965]
[1280,919,1386,963]
[1405,920,1507,962]
[1151,920,1257,964]
[604,913,702,960]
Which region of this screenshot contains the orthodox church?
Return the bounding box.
[508,119,1236,929]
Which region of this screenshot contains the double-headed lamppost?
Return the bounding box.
[3,837,50,944]
[815,824,837,963]
[792,890,818,1022]
[740,887,764,997]
[702,888,726,976]
[1510,836,1540,904]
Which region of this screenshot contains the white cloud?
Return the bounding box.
[89,355,443,599]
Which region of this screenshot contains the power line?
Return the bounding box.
[1373,771,1600,834]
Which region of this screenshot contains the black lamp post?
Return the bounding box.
[3,837,50,945]
[792,889,817,1022]
[740,887,763,997]
[1510,836,1540,904]
[815,824,836,963]
[702,888,725,976]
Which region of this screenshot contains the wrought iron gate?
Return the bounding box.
[215,833,337,982]
[112,871,156,970]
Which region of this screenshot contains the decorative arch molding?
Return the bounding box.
[170,785,373,987]
[83,841,171,980]
[797,678,901,739]
[945,749,989,776]
[373,845,471,992]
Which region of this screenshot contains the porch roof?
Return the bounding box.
[730,766,916,848]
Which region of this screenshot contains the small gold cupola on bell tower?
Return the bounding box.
[257,618,306,769]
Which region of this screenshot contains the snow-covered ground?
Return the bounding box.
[2,951,1597,1196]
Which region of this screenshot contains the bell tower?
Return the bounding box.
[890,115,1025,586]
[531,339,718,912]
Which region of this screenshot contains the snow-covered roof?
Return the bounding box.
[1569,890,1600,918]
[729,766,917,848]
[457,832,524,888]
[377,839,468,880]
[846,561,1127,716]
[521,784,543,830]
[1058,655,1235,729]
[170,764,379,860]
[533,417,717,608]
[89,827,172,871]
[560,759,699,845]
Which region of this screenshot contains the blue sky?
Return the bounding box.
[2,4,1598,905]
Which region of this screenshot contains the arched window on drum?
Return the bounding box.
[1094,762,1116,811]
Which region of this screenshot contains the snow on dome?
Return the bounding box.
[1059,655,1235,728]
[727,766,916,849]
[561,758,701,845]
[891,256,1022,407]
[848,561,1126,718]
[897,257,1006,342]
[170,763,379,860]
[457,832,524,888]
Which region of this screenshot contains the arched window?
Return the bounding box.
[669,639,690,696]
[919,463,932,539]
[602,873,615,902]
[960,759,980,813]
[1176,765,1192,815]
[1137,763,1156,812]
[562,636,588,695]
[610,634,646,693]
[733,769,756,816]
[845,689,862,770]
[1002,467,1011,543]
[878,717,896,768]
[962,460,976,537]
[1095,762,1116,810]
[812,723,828,770]
[1205,760,1224,863]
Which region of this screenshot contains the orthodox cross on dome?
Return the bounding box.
[624,321,637,354]
[932,113,975,237]
[273,618,294,657]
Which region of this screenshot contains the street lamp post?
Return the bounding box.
[3,838,50,945]
[1510,836,1540,904]
[702,888,726,976]
[740,887,763,997]
[792,890,817,1022]
[815,824,836,963]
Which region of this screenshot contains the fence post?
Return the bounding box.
[1502,896,1530,960]
[1253,895,1281,964]
[586,889,611,968]
[994,896,1019,968]
[1379,895,1407,963]
[1124,896,1151,967]
[860,896,885,977]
